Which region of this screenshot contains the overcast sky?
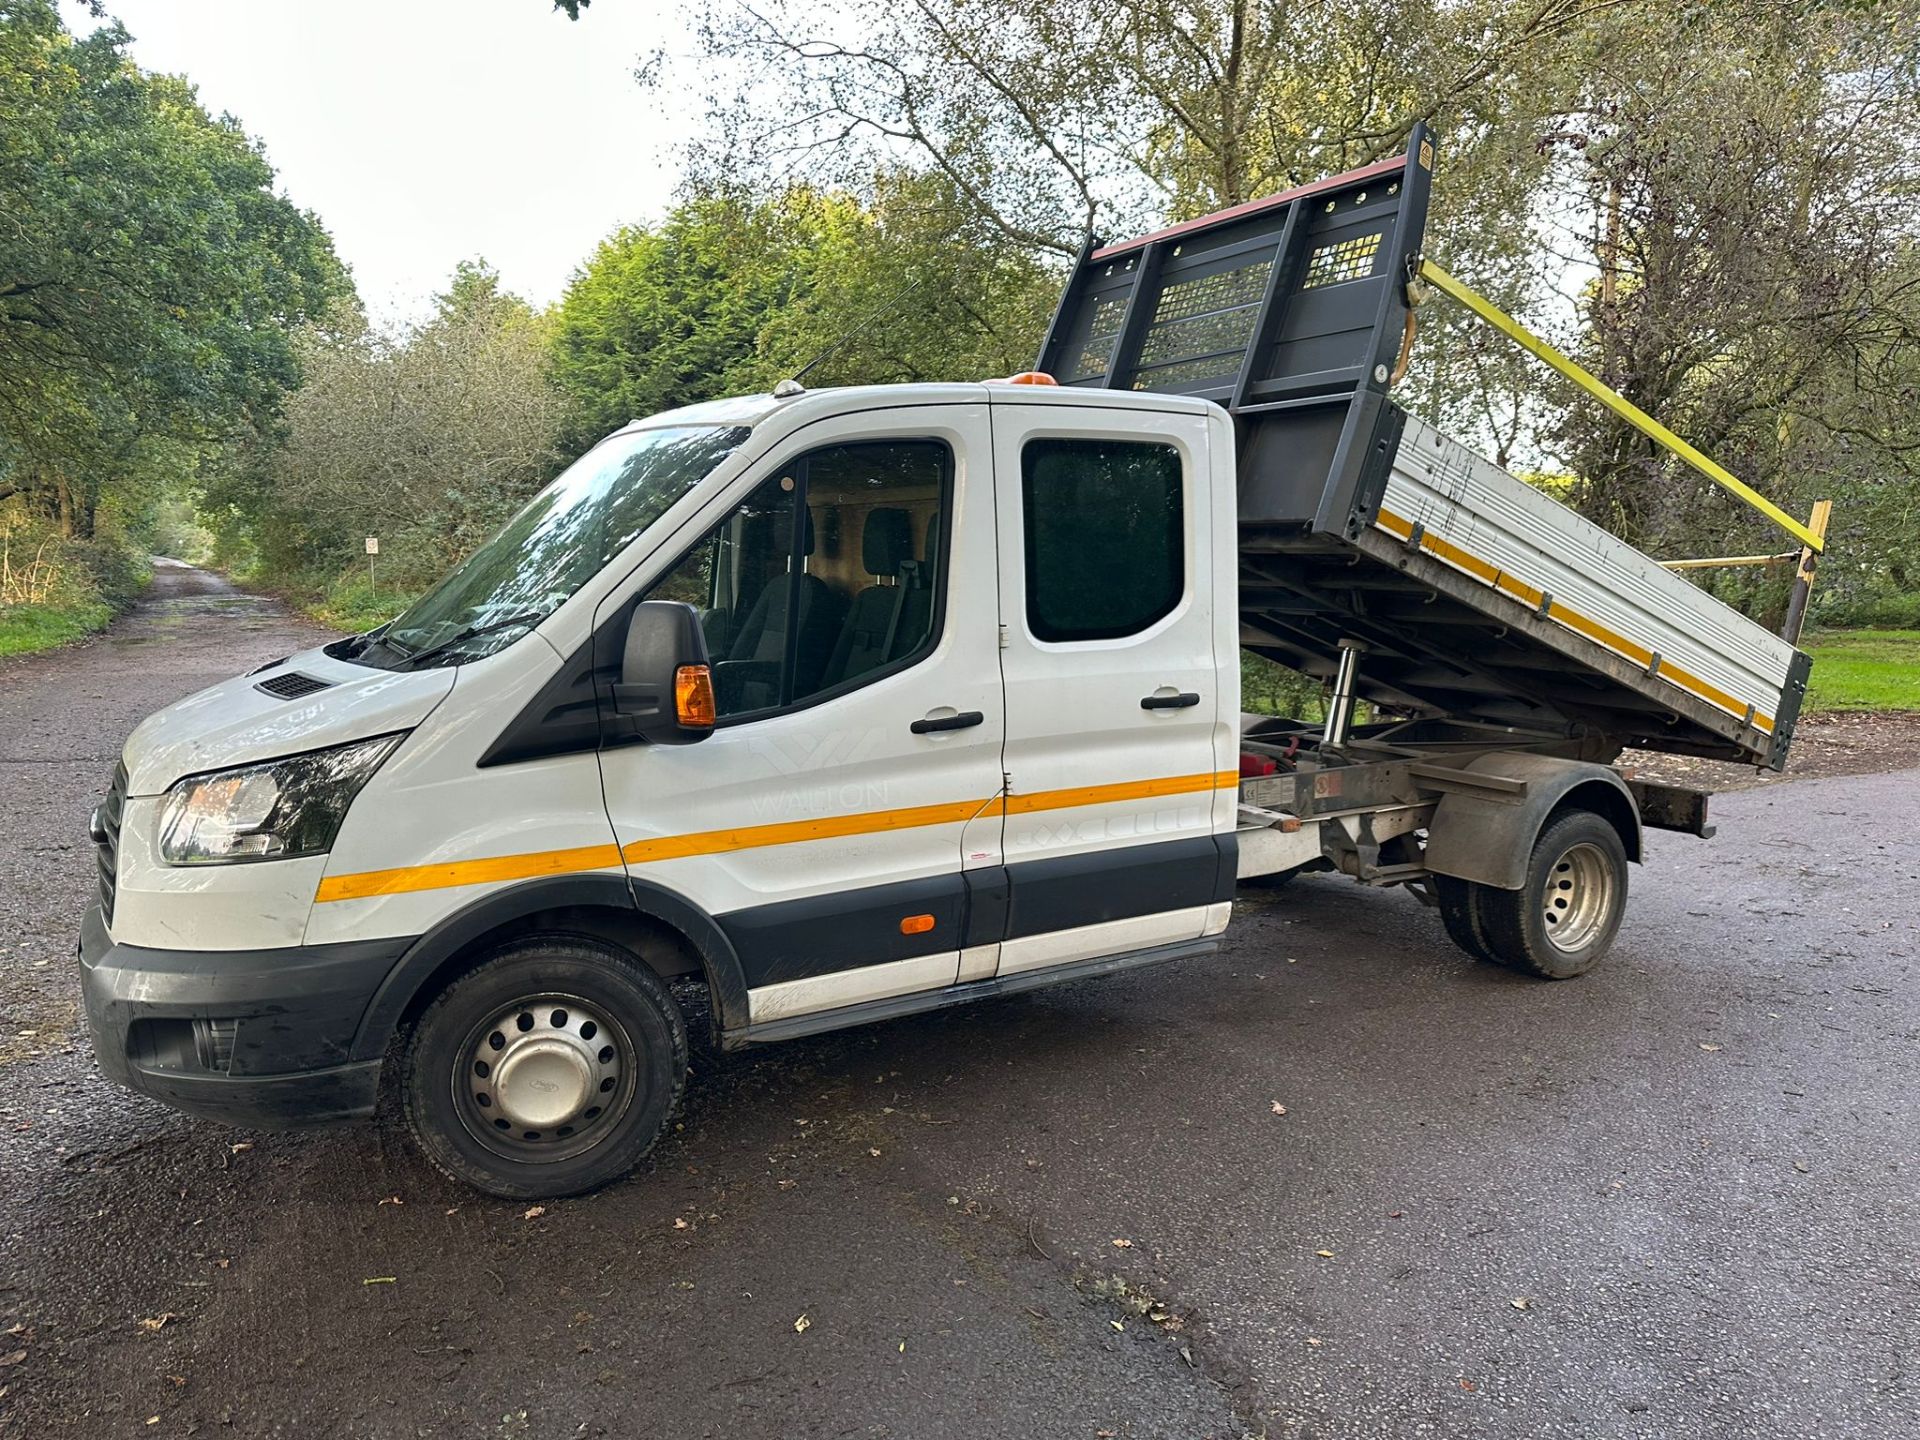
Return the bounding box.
[72,0,687,323]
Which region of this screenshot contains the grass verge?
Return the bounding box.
[1802,629,1920,712]
[0,598,114,657]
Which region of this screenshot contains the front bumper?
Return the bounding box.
[77,906,410,1128]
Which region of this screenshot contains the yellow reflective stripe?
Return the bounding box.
[313,771,1241,904]
[314,842,624,903]
[1003,769,1238,816]
[619,798,986,866]
[1418,260,1823,553]
[1377,506,1775,734]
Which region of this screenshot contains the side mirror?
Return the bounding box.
[612,601,716,744]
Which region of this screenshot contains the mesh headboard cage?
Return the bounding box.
[1037,126,1435,539]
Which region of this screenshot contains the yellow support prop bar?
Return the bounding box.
[1659,553,1799,571]
[1417,260,1825,553]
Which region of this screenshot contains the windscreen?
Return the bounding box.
[360,424,749,669]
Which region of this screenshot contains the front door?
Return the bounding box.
[987,397,1234,975]
[596,404,1005,1025]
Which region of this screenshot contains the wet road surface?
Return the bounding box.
[1,565,1915,1438]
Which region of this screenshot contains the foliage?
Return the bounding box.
[550,176,1059,447]
[1817,589,1920,630]
[1542,2,1920,580]
[551,193,815,444]
[0,0,344,649]
[203,261,570,613]
[0,501,147,655]
[0,598,111,656]
[1242,650,1327,720]
[0,1,346,540]
[655,0,1920,616]
[1802,630,1920,712]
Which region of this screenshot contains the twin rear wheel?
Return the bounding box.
[1433,810,1629,979]
[401,936,688,1199]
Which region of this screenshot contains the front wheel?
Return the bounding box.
[401,936,688,1198]
[1477,810,1629,979]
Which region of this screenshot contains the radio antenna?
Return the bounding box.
[777,273,929,394]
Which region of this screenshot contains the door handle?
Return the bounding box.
[1141,692,1201,710]
[911,710,985,735]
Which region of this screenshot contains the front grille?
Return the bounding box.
[256,671,332,700]
[97,762,127,923]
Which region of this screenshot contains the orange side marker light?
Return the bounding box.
[675,665,717,728]
[900,914,936,935]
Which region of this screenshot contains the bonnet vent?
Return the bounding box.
[255,671,333,701]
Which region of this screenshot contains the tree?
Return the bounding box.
[1539,1,1920,590]
[652,0,1920,613]
[0,1,346,539]
[548,177,1057,448]
[549,193,813,444]
[204,262,569,591]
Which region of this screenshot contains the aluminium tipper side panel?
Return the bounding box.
[1377,415,1804,752]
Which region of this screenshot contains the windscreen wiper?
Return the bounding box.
[399,612,547,670]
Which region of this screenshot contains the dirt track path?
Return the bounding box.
[1,565,1916,1439]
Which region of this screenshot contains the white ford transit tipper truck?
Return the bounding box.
[79,132,1818,1197]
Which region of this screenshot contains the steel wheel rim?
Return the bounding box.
[454,992,637,1164]
[1541,841,1614,953]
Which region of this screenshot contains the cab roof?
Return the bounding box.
[614,381,1219,437]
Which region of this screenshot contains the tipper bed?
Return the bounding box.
[1038,128,1810,769]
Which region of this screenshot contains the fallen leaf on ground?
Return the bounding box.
[1315,1250,1335,1259]
[1111,1238,1134,1249]
[137,1314,180,1332]
[673,1217,689,1230]
[0,1351,26,1368]
[868,1148,882,1157]
[1459,1378,1477,1392]
[1793,1160,1811,1174]
[523,1205,547,1221]
[1511,1298,1532,1310]
[378,1195,404,1207]
[1271,1102,1288,1115]
[1306,1336,1324,1347]
[229,1142,253,1154]
[361,1277,396,1286]
[793,1314,811,1334]
[1388,1210,1404,1219]
[1109,1320,1124,1332]
[1699,1043,1723,1052]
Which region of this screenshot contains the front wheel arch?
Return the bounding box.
[350,874,750,1063]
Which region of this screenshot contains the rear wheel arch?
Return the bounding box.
[350,874,750,1062]
[1425,753,1641,890]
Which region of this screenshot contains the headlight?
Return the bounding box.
[158,734,403,865]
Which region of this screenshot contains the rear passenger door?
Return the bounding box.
[987,397,1234,976]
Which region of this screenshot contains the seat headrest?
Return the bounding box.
[862,508,913,576]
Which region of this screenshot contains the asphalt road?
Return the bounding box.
[1,566,1914,1439]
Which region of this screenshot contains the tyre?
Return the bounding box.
[401,935,689,1199]
[1432,872,1497,964]
[1245,865,1300,890]
[1477,810,1629,979]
